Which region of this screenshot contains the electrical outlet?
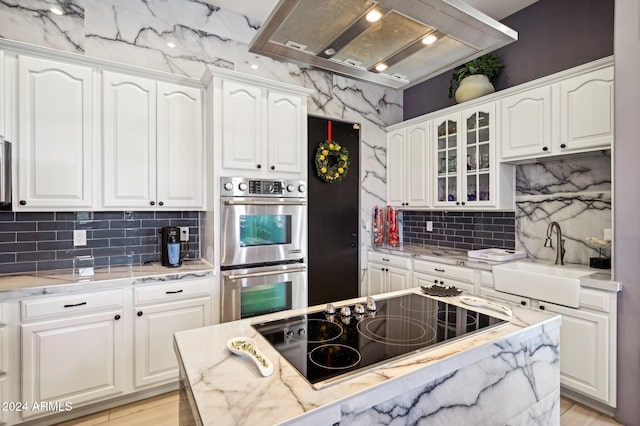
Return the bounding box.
[179,227,189,242]
[426,221,433,232]
[73,230,87,246]
[603,228,612,242]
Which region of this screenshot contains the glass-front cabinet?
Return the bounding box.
[433,103,497,207]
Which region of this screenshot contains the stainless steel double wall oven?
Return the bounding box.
[220,177,307,322]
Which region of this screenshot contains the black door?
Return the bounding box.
[307,116,360,305]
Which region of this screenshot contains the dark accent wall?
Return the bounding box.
[403,0,615,119]
[0,211,200,274]
[402,211,515,250]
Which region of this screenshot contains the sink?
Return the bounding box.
[492,261,594,308]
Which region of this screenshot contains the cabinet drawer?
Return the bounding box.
[413,259,474,283]
[0,327,7,374]
[480,288,531,308]
[367,252,411,269]
[21,289,124,322]
[0,303,5,326]
[134,278,211,305]
[579,288,612,313]
[414,272,474,294]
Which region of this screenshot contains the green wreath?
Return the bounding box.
[315,140,350,183]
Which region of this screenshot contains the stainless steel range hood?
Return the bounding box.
[249,0,518,89]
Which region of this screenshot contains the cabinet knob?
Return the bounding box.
[542,146,548,151]
[114,314,121,320]
[461,202,466,206]
[158,201,164,206]
[560,143,566,148]
[433,279,438,283]
[137,311,143,316]
[270,165,275,170]
[257,164,262,169]
[19,200,26,206]
[521,301,526,306]
[539,305,545,311]
[150,201,155,206]
[456,202,460,205]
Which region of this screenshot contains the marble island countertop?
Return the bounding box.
[174,288,561,425]
[372,243,621,292]
[0,259,214,300]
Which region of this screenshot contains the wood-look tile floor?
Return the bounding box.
[57,393,622,425]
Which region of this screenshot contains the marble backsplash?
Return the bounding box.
[0,0,402,276]
[515,152,612,265]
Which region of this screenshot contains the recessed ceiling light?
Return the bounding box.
[366,10,382,23]
[375,63,388,72]
[422,34,438,45]
[50,6,63,15]
[166,42,176,48]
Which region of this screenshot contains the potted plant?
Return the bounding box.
[448,53,504,103]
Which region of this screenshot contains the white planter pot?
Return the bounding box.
[455,74,495,103]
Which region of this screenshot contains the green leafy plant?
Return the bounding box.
[448,53,504,98]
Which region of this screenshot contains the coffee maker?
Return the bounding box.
[161,226,181,267]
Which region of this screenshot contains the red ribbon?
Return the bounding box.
[327,120,332,141]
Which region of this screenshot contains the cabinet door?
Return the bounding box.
[462,104,495,207]
[386,129,406,206]
[17,56,94,209]
[221,80,263,171]
[559,66,614,152]
[387,266,410,292]
[134,298,210,388]
[157,82,204,209]
[21,310,124,419]
[500,86,553,160]
[540,302,610,402]
[102,71,156,208]
[367,264,387,296]
[267,90,304,174]
[406,122,430,207]
[433,113,460,206]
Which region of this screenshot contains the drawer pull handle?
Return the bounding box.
[63,302,87,308]
[382,258,390,262]
[166,289,184,294]
[434,268,445,273]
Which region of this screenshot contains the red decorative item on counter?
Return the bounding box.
[386,206,400,247]
[372,205,385,246]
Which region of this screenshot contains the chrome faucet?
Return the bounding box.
[544,222,565,265]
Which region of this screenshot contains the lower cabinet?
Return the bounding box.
[21,310,125,419]
[366,252,411,296]
[538,301,611,403]
[134,297,210,389]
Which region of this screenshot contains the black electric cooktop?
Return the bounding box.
[253,293,507,389]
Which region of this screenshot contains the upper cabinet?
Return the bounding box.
[16,55,94,210]
[102,72,204,210]
[207,67,314,179]
[433,103,513,209]
[386,120,430,208]
[500,64,613,162]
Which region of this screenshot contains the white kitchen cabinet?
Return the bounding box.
[21,309,125,419]
[386,120,430,208]
[500,64,613,162]
[133,278,211,389]
[537,300,613,404]
[366,251,411,296]
[134,297,210,389]
[559,66,614,152]
[209,67,313,179]
[433,103,512,209]
[102,71,204,210]
[16,55,94,210]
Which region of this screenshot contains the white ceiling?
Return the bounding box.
[204,0,538,23]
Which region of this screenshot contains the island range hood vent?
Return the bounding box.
[249,0,518,89]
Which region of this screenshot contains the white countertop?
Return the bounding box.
[174,288,560,426]
[372,243,621,292]
[0,259,214,300]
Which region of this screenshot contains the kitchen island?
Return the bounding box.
[174,288,561,425]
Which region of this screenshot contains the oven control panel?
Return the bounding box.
[221,177,306,197]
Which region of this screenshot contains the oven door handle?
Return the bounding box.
[227,265,307,280]
[223,200,306,206]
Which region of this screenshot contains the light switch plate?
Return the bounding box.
[179,227,189,242]
[73,230,87,246]
[426,221,433,232]
[604,228,612,242]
